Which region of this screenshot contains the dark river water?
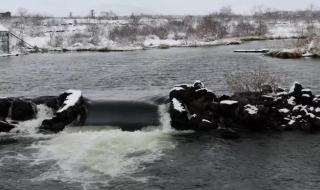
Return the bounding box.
[1,40,320,190]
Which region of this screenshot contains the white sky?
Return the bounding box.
[1,0,320,16]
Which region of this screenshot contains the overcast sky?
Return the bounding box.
[1,0,320,16]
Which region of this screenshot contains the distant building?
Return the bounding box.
[0,12,11,18]
[0,23,10,54]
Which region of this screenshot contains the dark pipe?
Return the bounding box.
[84,100,160,131]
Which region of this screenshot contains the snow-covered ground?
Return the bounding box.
[0,17,319,53]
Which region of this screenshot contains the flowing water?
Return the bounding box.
[1,40,320,190]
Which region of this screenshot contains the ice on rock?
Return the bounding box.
[302,94,311,98]
[287,97,296,106]
[293,105,306,111]
[308,113,316,119]
[279,108,290,114]
[57,90,82,113]
[220,100,238,105]
[288,120,296,126]
[172,98,186,113]
[194,80,205,89]
[277,92,288,96]
[244,104,258,115]
[171,86,184,92]
[202,119,212,124]
[302,89,312,93]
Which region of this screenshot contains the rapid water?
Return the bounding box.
[1,40,320,190]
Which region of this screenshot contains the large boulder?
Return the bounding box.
[39,90,87,133]
[169,98,190,130]
[301,94,313,105]
[0,98,12,120]
[261,84,273,94]
[265,49,302,59]
[219,100,239,118]
[0,121,15,132]
[240,104,260,126]
[312,96,320,107]
[289,82,303,99]
[11,99,37,121]
[32,96,59,109]
[169,81,219,131]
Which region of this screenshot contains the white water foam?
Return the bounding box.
[10,104,54,138]
[30,104,179,187]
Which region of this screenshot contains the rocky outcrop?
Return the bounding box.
[169,81,240,138]
[11,99,37,121]
[0,121,15,133]
[39,90,87,133]
[0,98,37,132]
[169,81,320,138]
[265,49,302,59]
[0,90,87,134]
[0,98,11,121]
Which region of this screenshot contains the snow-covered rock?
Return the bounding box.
[57,89,82,113]
[244,104,258,115]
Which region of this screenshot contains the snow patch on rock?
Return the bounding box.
[220,100,238,105]
[57,90,82,113]
[287,97,296,106]
[172,98,185,113]
[244,104,258,115]
[279,108,290,114]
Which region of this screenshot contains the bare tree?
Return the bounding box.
[17,8,29,17]
[251,6,268,36]
[129,13,140,26]
[15,8,29,49]
[90,9,95,18]
[99,11,118,19]
[219,6,233,16]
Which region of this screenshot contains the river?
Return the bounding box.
[0,40,320,190]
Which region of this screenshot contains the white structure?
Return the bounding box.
[0,23,10,54]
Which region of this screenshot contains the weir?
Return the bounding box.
[84,100,161,131]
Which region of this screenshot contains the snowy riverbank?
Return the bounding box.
[0,16,319,54]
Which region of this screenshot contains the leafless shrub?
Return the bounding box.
[68,32,91,45]
[86,23,104,45]
[150,27,165,39]
[129,14,141,26]
[233,20,268,37]
[109,23,170,43]
[255,20,268,36]
[225,64,281,94]
[109,25,138,43]
[232,21,256,37]
[195,15,227,39]
[48,32,64,47]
